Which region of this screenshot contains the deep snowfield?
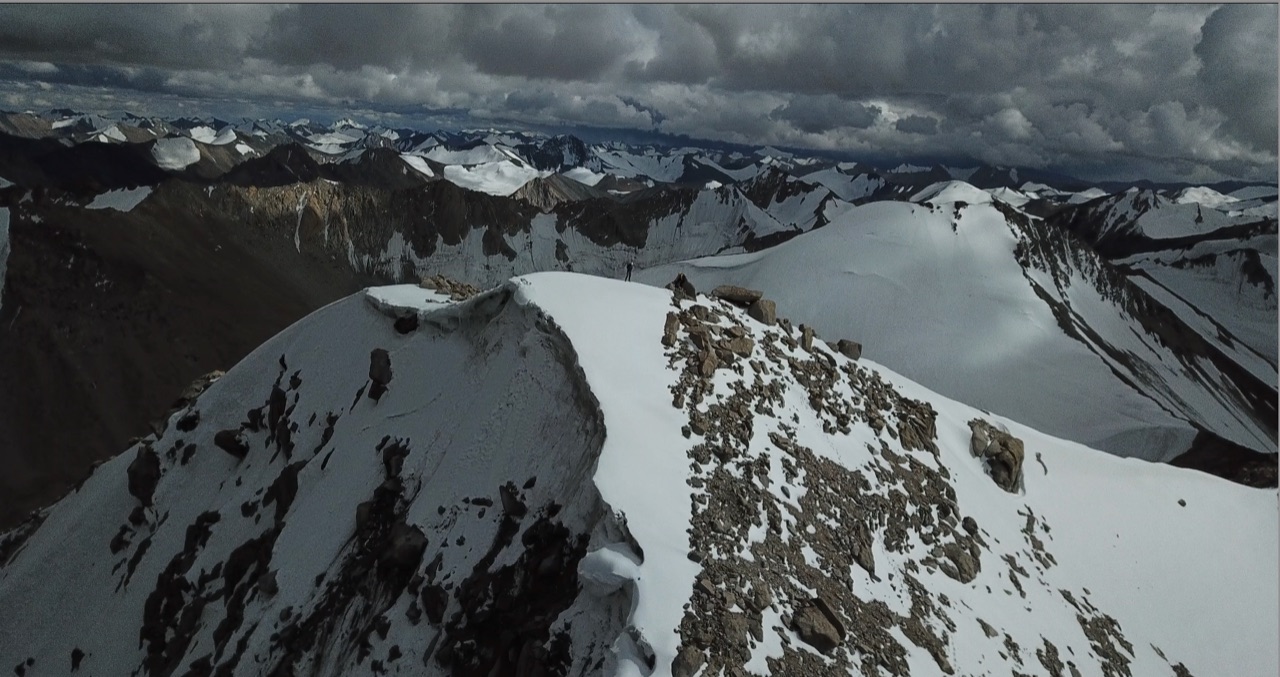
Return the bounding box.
[0,274,1274,677]
[637,188,1275,460]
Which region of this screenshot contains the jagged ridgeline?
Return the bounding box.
[1,274,1274,676]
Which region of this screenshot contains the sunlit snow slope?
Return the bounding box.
[638,187,1276,461]
[0,274,1274,677]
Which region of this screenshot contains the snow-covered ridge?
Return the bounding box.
[638,198,1276,461]
[0,273,1274,677]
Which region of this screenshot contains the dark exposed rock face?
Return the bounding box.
[0,179,378,530]
[1169,430,1278,488]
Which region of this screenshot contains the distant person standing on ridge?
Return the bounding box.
[625,260,634,281]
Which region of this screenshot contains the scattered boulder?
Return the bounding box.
[368,348,393,402]
[722,336,755,357]
[699,351,720,377]
[379,522,428,578]
[666,273,697,300]
[711,285,764,306]
[833,339,862,360]
[671,645,706,677]
[663,312,680,348]
[790,597,846,654]
[214,429,249,459]
[126,446,161,507]
[258,570,279,596]
[746,298,776,326]
[799,324,816,352]
[969,420,1025,492]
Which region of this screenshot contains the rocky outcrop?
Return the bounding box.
[969,419,1025,492]
[420,274,482,302]
[666,273,697,301]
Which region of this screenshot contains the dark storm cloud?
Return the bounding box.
[0,4,1273,182]
[1194,3,1279,152]
[895,115,938,136]
[771,95,880,133]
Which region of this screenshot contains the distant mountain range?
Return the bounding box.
[0,108,1274,531]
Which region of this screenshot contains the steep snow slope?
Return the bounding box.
[797,167,884,202]
[1118,234,1278,363]
[398,154,435,178]
[0,274,1274,677]
[638,194,1275,460]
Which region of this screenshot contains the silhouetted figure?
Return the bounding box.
[625,261,634,281]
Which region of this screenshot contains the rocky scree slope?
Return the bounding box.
[0,273,1274,677]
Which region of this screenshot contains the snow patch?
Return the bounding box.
[563,166,606,186]
[85,186,152,212]
[442,162,549,197]
[151,137,201,170]
[399,154,435,178]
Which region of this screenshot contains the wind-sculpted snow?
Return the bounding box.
[638,190,1277,461]
[1,274,1274,677]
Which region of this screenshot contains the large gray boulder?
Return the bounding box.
[969,419,1025,492]
[747,298,776,326]
[711,285,763,306]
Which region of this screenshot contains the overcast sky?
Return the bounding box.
[0,4,1274,182]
